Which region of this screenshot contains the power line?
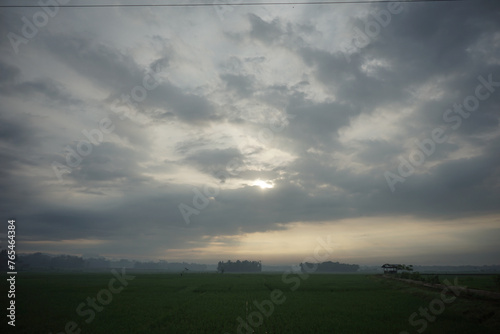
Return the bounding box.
[0,0,468,9]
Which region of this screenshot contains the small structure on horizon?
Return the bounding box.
[381,263,399,274]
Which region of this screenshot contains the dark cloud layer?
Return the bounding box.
[1,1,499,264]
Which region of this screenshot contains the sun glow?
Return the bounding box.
[252,179,274,189]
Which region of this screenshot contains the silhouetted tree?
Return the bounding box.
[217,260,261,272]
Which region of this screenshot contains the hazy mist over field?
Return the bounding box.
[1,0,499,266]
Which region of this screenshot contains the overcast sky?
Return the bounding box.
[1,0,499,266]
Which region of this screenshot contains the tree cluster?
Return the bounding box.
[397,264,414,272]
[217,260,262,273]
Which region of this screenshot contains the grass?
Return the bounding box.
[437,274,500,292]
[392,272,500,292]
[2,272,499,333]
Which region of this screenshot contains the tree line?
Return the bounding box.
[217,260,262,273]
[300,261,359,273]
[0,250,207,271]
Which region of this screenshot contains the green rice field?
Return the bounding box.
[2,272,500,334]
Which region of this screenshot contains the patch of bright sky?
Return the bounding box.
[188,214,500,265]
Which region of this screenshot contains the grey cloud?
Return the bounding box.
[354,139,405,165]
[0,116,38,147]
[44,33,218,126]
[183,147,246,182]
[282,97,354,153]
[1,1,499,264]
[53,141,152,186]
[0,64,82,106]
[220,73,255,98]
[248,13,284,44]
[0,60,20,84]
[149,83,219,125]
[44,34,142,92]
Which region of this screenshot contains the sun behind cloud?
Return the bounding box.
[252,179,274,189]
